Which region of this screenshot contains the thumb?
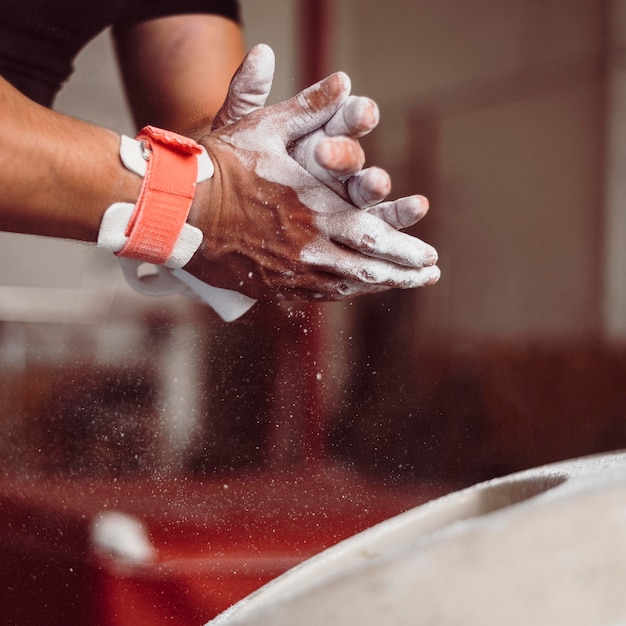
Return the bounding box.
[212,43,275,130]
[270,71,351,144]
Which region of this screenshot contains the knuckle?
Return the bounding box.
[355,267,380,284]
[358,220,387,254]
[359,232,378,254]
[333,280,361,298]
[296,92,321,124]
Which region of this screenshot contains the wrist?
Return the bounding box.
[97,126,212,268]
[86,129,142,240]
[187,170,213,238]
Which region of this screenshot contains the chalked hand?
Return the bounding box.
[212,44,430,232]
[183,50,439,301]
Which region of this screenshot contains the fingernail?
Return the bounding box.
[321,72,349,97]
[359,97,379,127]
[424,249,438,265]
[426,266,441,285]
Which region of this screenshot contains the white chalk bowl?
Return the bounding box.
[207,451,626,626]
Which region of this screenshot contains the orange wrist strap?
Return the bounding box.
[117,126,203,265]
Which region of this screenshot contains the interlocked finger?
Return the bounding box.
[366,195,430,229]
[325,95,379,138]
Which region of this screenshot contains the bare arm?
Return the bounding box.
[0,76,140,242]
[113,14,245,137]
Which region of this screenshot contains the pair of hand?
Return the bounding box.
[185,44,439,302]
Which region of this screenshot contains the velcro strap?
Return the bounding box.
[116,126,202,265]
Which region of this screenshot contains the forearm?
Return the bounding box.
[114,15,245,138]
[0,77,141,242]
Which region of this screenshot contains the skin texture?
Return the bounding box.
[0,77,141,241]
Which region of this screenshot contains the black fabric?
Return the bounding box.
[0,0,240,106]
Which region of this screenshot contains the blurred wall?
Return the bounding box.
[604,0,626,338]
[305,0,626,483]
[332,0,608,343]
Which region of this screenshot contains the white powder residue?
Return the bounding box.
[300,242,440,290]
[251,150,339,212]
[91,510,156,563]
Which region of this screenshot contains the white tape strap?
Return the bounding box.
[119,135,214,182]
[98,203,203,269]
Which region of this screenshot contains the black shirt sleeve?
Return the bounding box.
[0,0,241,107]
[114,0,240,30]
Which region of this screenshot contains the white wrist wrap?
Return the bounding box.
[97,135,211,268]
[97,134,256,322]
